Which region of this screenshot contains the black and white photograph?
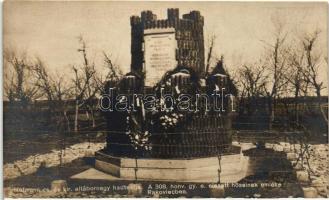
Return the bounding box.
[2,1,328,198]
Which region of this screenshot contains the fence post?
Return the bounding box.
[134,147,138,182]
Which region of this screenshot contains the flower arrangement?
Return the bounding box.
[125,99,152,151]
[126,129,152,150]
[159,112,184,131]
[123,66,200,151]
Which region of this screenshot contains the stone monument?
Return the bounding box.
[92,8,248,183]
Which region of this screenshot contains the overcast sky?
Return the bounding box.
[4,1,328,93]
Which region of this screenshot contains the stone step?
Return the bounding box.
[93,151,249,183]
[96,151,243,169]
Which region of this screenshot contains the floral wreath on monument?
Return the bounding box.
[126,66,201,151]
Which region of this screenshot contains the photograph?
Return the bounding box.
[3,1,328,198]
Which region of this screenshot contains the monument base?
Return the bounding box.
[88,149,249,183]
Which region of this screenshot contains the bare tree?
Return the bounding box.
[94,52,123,92]
[4,50,39,106]
[33,58,54,101]
[238,64,268,98]
[261,19,290,125]
[236,62,268,115]
[70,36,124,132]
[287,50,306,97]
[53,75,71,101]
[71,36,99,131]
[301,30,325,99]
[32,58,72,129]
[72,65,94,131]
[103,52,122,82]
[280,45,309,122]
[4,73,16,102]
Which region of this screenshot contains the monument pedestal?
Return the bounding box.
[92,149,248,183]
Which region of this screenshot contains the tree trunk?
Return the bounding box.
[315,86,322,107]
[64,110,70,132]
[295,100,299,124]
[294,87,300,124]
[268,96,273,130]
[90,109,96,128]
[316,87,321,98]
[74,100,79,132]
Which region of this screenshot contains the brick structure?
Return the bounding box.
[101,8,236,159]
[130,8,205,79]
[91,8,248,184]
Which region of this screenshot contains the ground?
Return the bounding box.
[4,132,328,198]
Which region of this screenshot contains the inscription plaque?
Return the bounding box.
[144,29,177,86]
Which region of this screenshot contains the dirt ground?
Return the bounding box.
[4,139,328,198]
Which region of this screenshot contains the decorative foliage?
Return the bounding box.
[154,65,201,96]
[126,128,152,150]
[125,103,152,151]
[158,112,184,131]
